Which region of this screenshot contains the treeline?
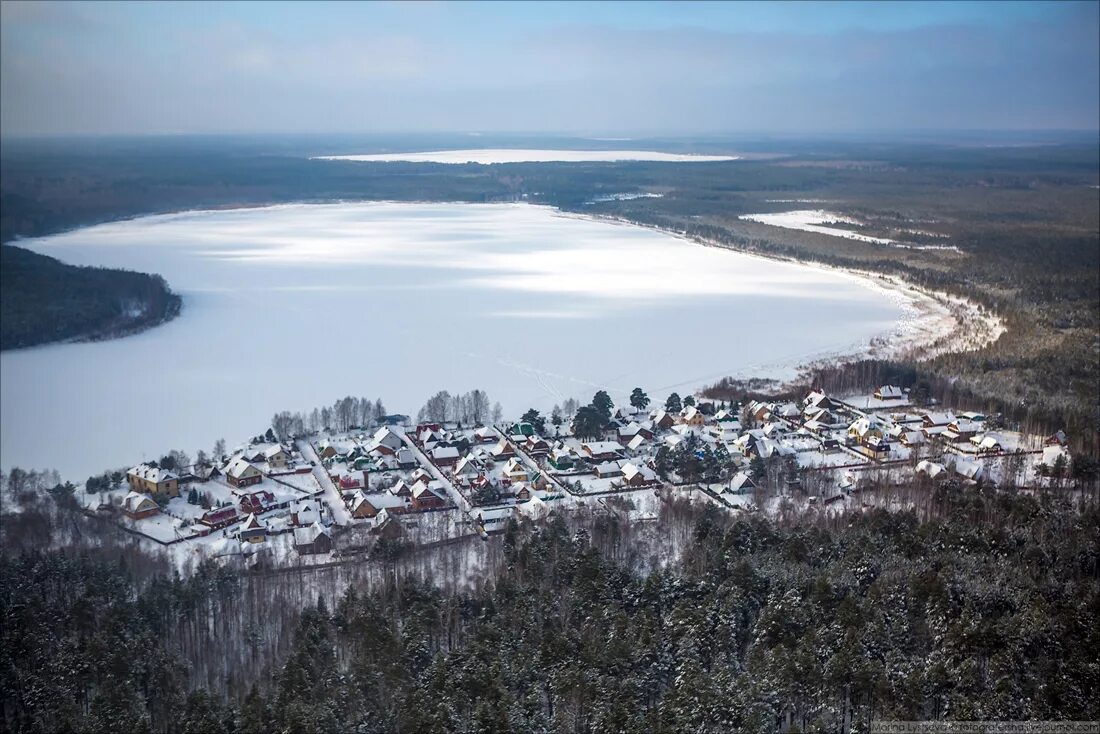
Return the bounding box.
[269,396,389,441]
[416,389,500,426]
[0,244,181,350]
[2,484,1097,733]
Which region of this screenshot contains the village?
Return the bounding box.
[74,384,1077,567]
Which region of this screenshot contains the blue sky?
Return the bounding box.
[2,1,1097,136]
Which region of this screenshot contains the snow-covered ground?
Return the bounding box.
[313,149,739,164]
[585,192,664,204]
[2,202,930,481]
[741,210,897,244]
[740,209,961,252]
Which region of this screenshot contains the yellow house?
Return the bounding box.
[126,464,180,498]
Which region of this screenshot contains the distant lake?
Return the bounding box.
[313,149,739,163]
[1,202,910,480]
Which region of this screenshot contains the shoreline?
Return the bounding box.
[564,209,1006,384]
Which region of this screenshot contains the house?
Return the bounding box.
[315,439,344,460]
[264,445,291,470]
[678,406,706,426]
[226,457,263,488]
[652,411,675,430]
[946,420,982,440]
[747,401,773,423]
[547,446,576,471]
[431,445,461,467]
[524,436,551,457]
[1044,430,1068,446]
[714,409,738,423]
[239,490,276,515]
[954,458,984,482]
[874,385,905,400]
[508,421,537,438]
[350,490,406,518]
[582,441,625,461]
[502,458,529,483]
[239,514,267,543]
[411,481,449,510]
[193,463,222,482]
[369,426,404,455]
[338,472,367,490]
[453,455,481,477]
[916,460,947,479]
[395,447,417,468]
[417,427,445,448]
[803,390,838,413]
[490,439,515,461]
[726,471,755,495]
[199,505,238,529]
[390,480,413,498]
[848,417,888,453]
[291,499,322,527]
[474,426,498,444]
[594,460,624,479]
[899,430,925,448]
[626,434,649,452]
[621,462,658,487]
[126,464,180,498]
[921,411,956,429]
[754,438,796,459]
[971,433,1004,454]
[121,491,159,520]
[774,403,801,420]
[293,522,334,555]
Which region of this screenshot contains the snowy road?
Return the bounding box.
[297,439,352,526]
[398,431,471,514]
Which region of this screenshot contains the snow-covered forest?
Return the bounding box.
[1,474,1096,733]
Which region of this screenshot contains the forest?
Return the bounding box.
[1,469,1097,734]
[0,244,181,350]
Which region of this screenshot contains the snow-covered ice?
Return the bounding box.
[4,202,921,481]
[313,149,739,164]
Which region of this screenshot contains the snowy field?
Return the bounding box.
[3,202,918,481]
[740,210,897,244]
[313,149,739,164]
[740,209,961,252]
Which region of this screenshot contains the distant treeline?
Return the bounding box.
[0,244,181,350]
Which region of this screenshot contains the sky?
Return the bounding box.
[1,0,1098,137]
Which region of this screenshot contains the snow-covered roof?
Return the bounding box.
[293,522,330,546]
[594,460,624,475]
[727,472,754,493]
[900,431,925,444]
[923,411,956,426]
[621,462,656,482]
[954,459,983,481]
[226,456,260,480]
[123,491,157,512]
[916,460,946,478]
[128,463,178,483]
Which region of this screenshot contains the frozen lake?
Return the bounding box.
[2,202,914,480]
[314,149,738,164]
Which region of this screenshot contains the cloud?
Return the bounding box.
[1,2,1096,135]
